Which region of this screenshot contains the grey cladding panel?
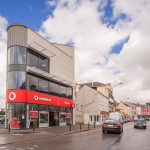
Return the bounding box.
[7,25,27,48]
[8,65,26,72]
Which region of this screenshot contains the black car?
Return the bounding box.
[134,119,146,129]
[102,119,123,134]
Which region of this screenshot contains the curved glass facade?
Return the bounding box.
[7,71,26,89]
[8,46,26,65]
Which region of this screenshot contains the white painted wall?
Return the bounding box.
[75,85,109,125]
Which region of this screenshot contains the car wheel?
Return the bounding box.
[134,126,136,128]
[118,130,121,134]
[144,126,146,130]
[102,130,105,134]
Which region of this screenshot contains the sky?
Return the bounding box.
[0,0,150,108]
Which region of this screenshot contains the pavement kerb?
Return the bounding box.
[0,127,102,146]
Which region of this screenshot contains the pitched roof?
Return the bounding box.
[79,82,107,88]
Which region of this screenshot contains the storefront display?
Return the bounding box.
[39,111,49,127]
[59,113,67,126]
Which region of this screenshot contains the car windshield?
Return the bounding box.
[105,120,119,123]
[135,120,145,123]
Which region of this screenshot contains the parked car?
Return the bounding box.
[123,119,128,123]
[134,119,146,129]
[102,119,123,134]
[0,115,5,124]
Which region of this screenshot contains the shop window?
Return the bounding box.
[8,46,26,65]
[97,115,99,122]
[94,115,96,122]
[27,74,38,91]
[60,86,67,98]
[67,87,73,99]
[59,113,66,126]
[29,104,39,111]
[90,115,93,122]
[53,107,60,112]
[8,71,26,89]
[9,103,26,129]
[38,78,49,94]
[39,105,49,111]
[49,82,60,96]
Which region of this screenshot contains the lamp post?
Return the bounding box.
[112,82,123,88]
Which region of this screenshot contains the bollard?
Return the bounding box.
[88,122,90,130]
[33,122,35,132]
[8,123,10,134]
[80,123,82,130]
[94,122,96,128]
[69,124,71,132]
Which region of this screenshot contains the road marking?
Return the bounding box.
[0,147,8,149]
[33,145,38,148]
[27,147,34,150]
[16,148,25,150]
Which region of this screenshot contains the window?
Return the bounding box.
[27,49,49,72]
[39,55,49,72]
[67,87,73,99]
[94,115,96,122]
[38,79,49,94]
[8,71,26,89]
[60,86,67,98]
[27,75,38,91]
[27,50,39,68]
[49,82,60,96]
[90,115,93,122]
[9,103,26,129]
[97,115,99,122]
[8,46,26,65]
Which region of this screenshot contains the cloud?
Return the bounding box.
[40,0,130,81]
[0,16,8,108]
[40,0,150,103]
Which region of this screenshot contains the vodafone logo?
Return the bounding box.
[34,96,39,101]
[34,95,51,102]
[9,92,16,101]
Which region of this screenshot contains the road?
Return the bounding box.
[0,122,150,150]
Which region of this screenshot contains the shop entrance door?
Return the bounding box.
[39,111,49,127]
[49,112,59,126]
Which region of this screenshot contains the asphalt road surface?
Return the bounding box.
[0,122,150,150]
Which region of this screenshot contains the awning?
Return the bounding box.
[100,111,109,115]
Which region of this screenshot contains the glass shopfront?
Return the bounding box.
[7,103,73,129]
[8,103,26,129]
[39,111,49,127]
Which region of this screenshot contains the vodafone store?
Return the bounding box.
[6,25,75,129]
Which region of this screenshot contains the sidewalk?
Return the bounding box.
[0,124,101,145]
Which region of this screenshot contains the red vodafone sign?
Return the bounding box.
[7,90,75,108]
[30,111,38,118]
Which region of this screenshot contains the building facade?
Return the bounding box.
[6,25,75,129]
[116,102,132,120]
[78,82,115,112]
[75,85,109,125]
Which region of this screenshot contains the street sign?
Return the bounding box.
[66,113,72,119]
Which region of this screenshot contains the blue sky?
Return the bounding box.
[0,0,51,30]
